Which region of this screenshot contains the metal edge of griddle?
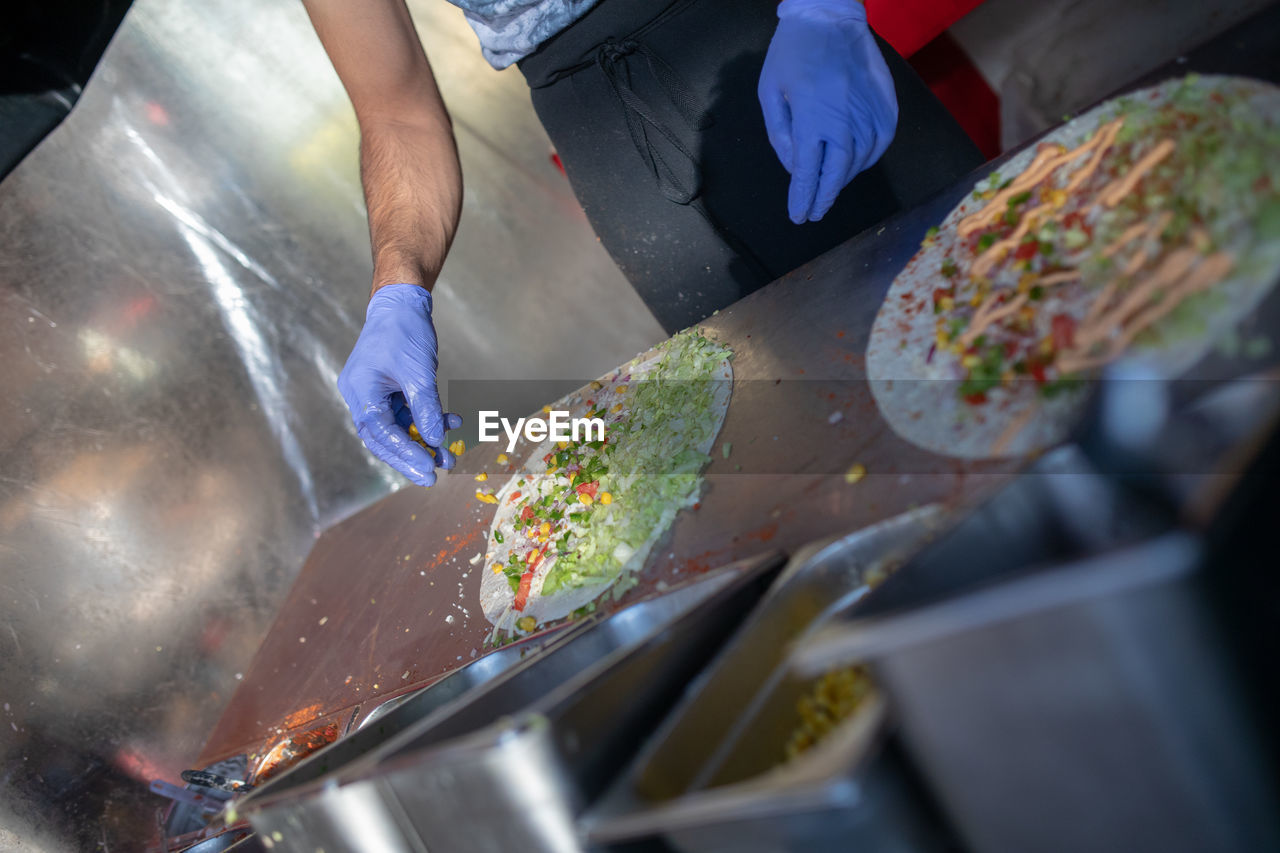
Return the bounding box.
[353,623,575,734]
[582,505,950,846]
[237,553,777,826]
[341,548,791,852]
[241,551,785,853]
[232,619,589,814]
[367,548,787,782]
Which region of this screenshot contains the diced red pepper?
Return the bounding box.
[963,392,988,405]
[575,481,599,498]
[1030,362,1048,384]
[513,571,534,611]
[1014,241,1039,261]
[508,490,522,503]
[1051,314,1077,350]
[543,453,554,465]
[520,505,535,522]
[1003,340,1018,359]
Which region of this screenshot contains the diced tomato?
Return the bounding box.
[932,287,953,305]
[1051,314,1077,350]
[1003,340,1018,359]
[508,490,522,503]
[963,392,988,405]
[543,453,554,465]
[520,505,535,522]
[575,481,599,498]
[1014,241,1039,261]
[1030,362,1048,384]
[1061,211,1094,238]
[513,571,534,611]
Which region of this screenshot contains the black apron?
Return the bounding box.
[519,0,983,332]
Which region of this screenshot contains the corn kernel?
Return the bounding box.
[600,492,613,505]
[616,384,628,394]
[938,296,954,312]
[496,453,509,465]
[539,522,551,536]
[844,463,867,484]
[542,405,552,414]
[962,354,982,368]
[579,493,594,505]
[1017,273,1037,293]
[611,402,623,413]
[475,491,498,505]
[589,380,603,391]
[1039,337,1055,356]
[493,565,502,574]
[1047,189,1068,209]
[474,472,488,482]
[516,616,537,633]
[449,439,465,456]
[557,441,569,450]
[407,423,422,440]
[936,330,950,347]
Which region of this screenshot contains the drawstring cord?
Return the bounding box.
[596,38,709,205]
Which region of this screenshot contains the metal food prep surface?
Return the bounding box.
[197,2,1280,789]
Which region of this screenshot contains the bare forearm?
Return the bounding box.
[360,116,463,294]
[301,0,463,294]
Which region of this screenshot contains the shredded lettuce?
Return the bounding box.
[540,330,731,594]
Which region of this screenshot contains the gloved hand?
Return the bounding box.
[758,0,899,224]
[337,284,463,486]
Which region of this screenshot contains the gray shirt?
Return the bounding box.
[449,0,601,68]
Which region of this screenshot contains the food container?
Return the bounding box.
[794,531,1280,853]
[240,550,785,852]
[583,505,954,852]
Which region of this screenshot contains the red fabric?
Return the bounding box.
[908,31,1001,159]
[865,0,985,58]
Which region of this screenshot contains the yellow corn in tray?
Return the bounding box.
[784,666,874,761]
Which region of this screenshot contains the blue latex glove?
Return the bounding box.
[337,284,462,486]
[758,0,899,224]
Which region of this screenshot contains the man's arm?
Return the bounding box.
[305,0,464,486]
[303,0,463,292]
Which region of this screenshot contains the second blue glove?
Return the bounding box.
[758,0,899,224]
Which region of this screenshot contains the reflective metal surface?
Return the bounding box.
[0,0,660,847]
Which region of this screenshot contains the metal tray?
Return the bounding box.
[240,550,784,851]
[794,532,1280,853]
[583,505,952,852]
